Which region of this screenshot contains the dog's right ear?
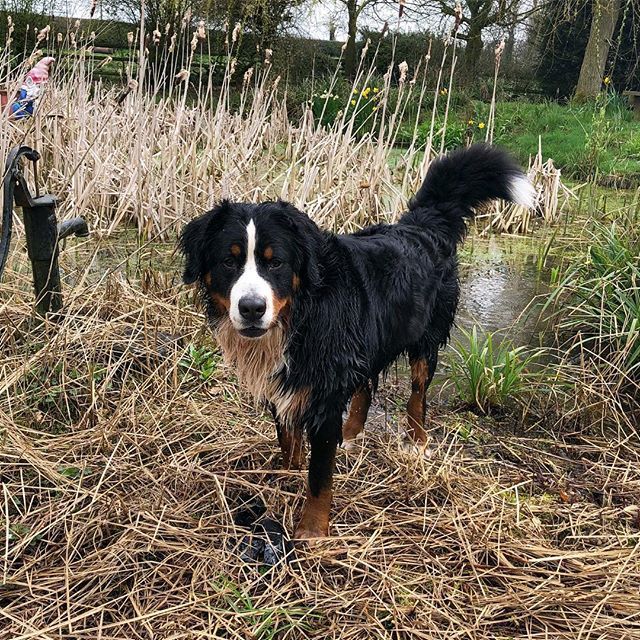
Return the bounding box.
[179,202,229,284]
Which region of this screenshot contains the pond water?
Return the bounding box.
[60,227,551,346]
[55,226,553,429]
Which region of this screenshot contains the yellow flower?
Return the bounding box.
[351,99,356,106]
[478,122,485,129]
[603,76,611,85]
[373,87,379,93]
[372,106,378,111]
[440,87,448,96]
[468,119,474,125]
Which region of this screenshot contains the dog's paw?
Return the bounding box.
[293,526,329,544]
[341,431,365,452]
[399,439,433,460]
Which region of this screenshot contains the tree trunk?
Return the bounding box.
[344,0,358,79]
[461,23,483,79]
[574,0,621,100]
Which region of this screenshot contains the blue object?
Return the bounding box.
[10,88,35,119]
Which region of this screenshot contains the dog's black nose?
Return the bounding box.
[238,296,267,321]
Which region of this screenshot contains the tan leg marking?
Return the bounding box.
[294,488,332,539]
[279,424,304,470]
[342,386,371,446]
[407,359,428,444]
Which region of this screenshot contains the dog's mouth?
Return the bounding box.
[238,326,269,339]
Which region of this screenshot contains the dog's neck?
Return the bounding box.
[215,318,286,399]
[214,319,308,426]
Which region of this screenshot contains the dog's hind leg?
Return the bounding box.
[406,353,437,445]
[342,385,371,450]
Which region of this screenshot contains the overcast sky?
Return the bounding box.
[55,0,434,36]
[53,0,448,40]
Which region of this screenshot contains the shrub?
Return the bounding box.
[448,327,543,413]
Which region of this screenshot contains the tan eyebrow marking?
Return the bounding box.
[230,244,241,256]
[264,246,274,260]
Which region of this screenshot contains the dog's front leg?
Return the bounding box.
[294,424,338,539]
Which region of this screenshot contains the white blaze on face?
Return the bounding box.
[229,219,274,330]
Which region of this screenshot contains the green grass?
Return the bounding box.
[447,327,544,413]
[547,207,640,380]
[445,96,640,185]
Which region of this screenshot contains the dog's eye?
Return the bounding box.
[268,259,283,270]
[223,257,236,269]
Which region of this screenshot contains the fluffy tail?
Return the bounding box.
[402,144,535,242]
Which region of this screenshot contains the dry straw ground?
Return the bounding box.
[1,259,640,639]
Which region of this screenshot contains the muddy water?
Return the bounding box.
[58,227,551,434]
[62,228,550,340]
[456,233,549,344]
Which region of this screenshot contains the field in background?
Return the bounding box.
[1,21,639,640]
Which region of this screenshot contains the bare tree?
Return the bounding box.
[411,0,542,78]
[574,0,622,99]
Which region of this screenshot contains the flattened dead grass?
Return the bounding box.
[1,266,639,639]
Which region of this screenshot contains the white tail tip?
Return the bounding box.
[509,174,537,209]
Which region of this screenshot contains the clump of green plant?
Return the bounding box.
[310,84,382,135]
[180,344,221,382]
[309,91,343,127]
[548,210,640,390]
[448,327,543,413]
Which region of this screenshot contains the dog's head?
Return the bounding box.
[180,201,321,339]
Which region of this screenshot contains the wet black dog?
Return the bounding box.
[180,144,534,538]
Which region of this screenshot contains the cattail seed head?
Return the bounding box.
[398,60,408,83]
[176,69,189,82]
[36,25,50,42]
[232,22,241,43]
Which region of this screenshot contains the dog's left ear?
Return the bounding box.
[274,201,323,290]
[180,202,229,284]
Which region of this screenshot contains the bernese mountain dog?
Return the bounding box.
[181,144,535,540]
